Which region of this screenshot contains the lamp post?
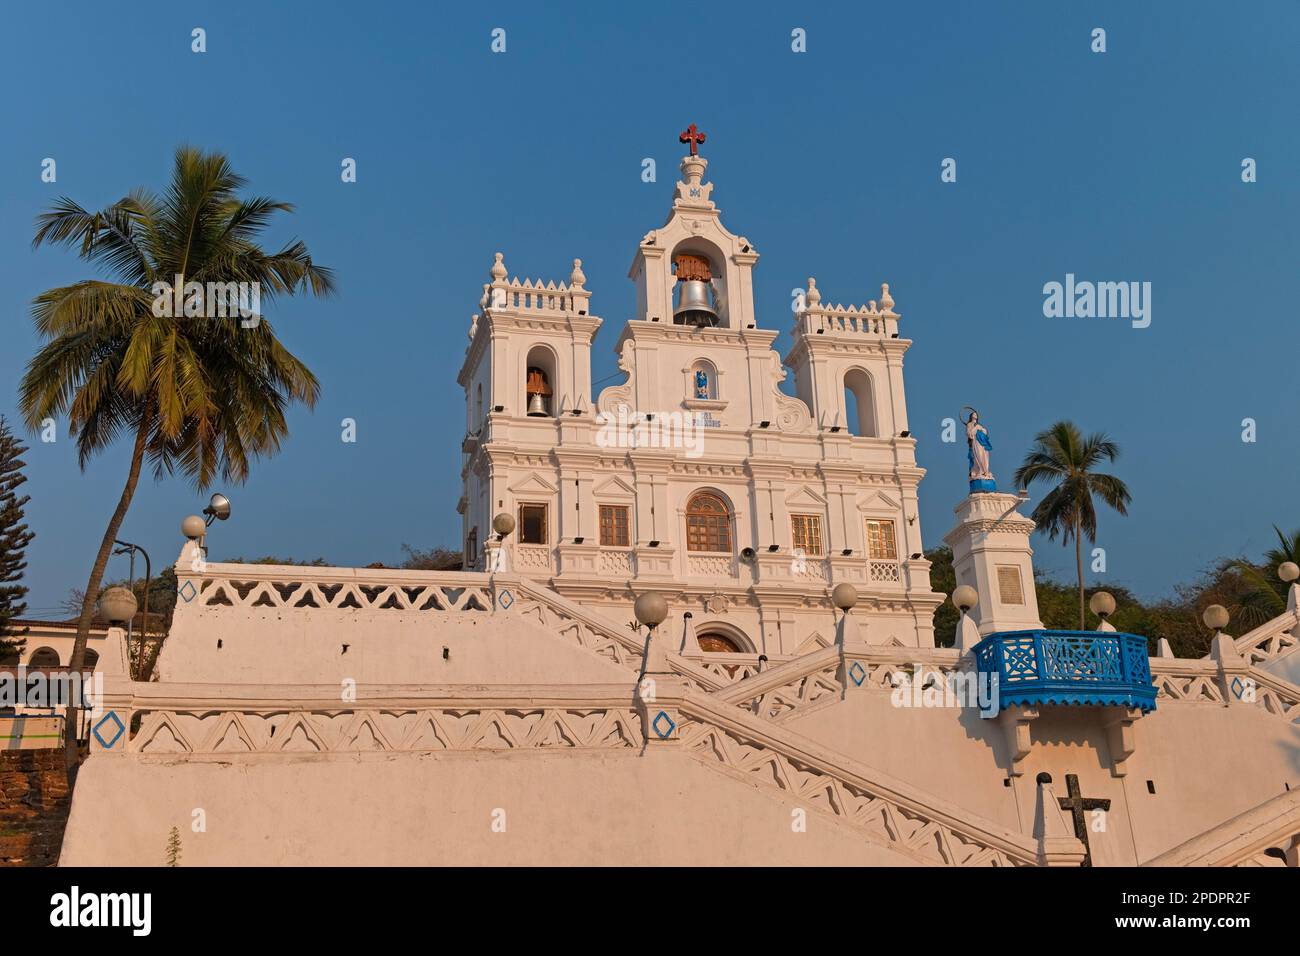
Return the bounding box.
[97,587,138,626]
[634,592,669,678]
[1089,591,1116,632]
[488,511,515,574]
[1280,562,1299,615]
[111,540,151,678]
[831,583,859,647]
[952,585,980,652]
[183,494,231,562]
[1203,604,1230,634]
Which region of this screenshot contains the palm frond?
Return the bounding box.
[26,147,329,489]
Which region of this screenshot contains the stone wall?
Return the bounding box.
[0,749,74,867]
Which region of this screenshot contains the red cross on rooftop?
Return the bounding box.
[679,123,706,156]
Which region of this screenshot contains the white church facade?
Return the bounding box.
[458,141,940,656]
[55,130,1300,868]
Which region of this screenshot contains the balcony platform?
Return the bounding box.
[972,630,1157,713]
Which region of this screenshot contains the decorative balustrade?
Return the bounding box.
[474,255,593,323]
[178,563,494,615]
[1149,659,1225,704]
[597,549,635,576]
[95,682,642,756]
[686,554,737,578]
[1226,613,1299,667]
[868,560,901,585]
[973,630,1156,713]
[492,278,583,314]
[685,652,769,683]
[715,645,968,723]
[789,557,831,583]
[794,306,899,339]
[514,545,554,574]
[792,280,901,338]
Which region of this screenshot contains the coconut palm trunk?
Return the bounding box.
[1075,514,1085,629]
[62,411,149,769]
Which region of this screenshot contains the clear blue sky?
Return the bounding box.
[3,0,1297,615]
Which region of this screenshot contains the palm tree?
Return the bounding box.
[19,147,333,769]
[1228,525,1300,628]
[1013,421,1132,629]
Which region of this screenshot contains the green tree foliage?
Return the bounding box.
[398,544,463,571]
[925,546,958,647]
[0,417,35,663]
[223,555,330,566]
[1226,526,1300,629]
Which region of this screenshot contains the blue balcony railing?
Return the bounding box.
[972,630,1157,714]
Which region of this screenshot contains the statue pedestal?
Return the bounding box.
[943,493,1044,637]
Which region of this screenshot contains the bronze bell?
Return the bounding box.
[526,366,552,417]
[673,279,719,327]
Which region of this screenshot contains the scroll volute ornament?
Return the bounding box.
[526,367,552,395]
[674,254,712,283]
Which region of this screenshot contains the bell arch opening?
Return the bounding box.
[843,368,878,437]
[670,240,727,328]
[525,345,557,418]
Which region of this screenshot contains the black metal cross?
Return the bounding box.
[1057,773,1111,868]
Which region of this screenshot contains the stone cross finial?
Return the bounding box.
[679,123,706,156]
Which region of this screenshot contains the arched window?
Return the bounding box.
[83,649,100,670]
[686,492,732,553]
[844,369,877,437]
[525,345,557,417]
[697,631,742,653]
[27,647,59,669]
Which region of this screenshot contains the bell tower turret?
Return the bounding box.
[457,253,601,570]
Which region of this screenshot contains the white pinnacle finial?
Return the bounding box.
[490,252,507,282]
[570,258,586,290]
[806,278,820,306]
[879,283,895,313]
